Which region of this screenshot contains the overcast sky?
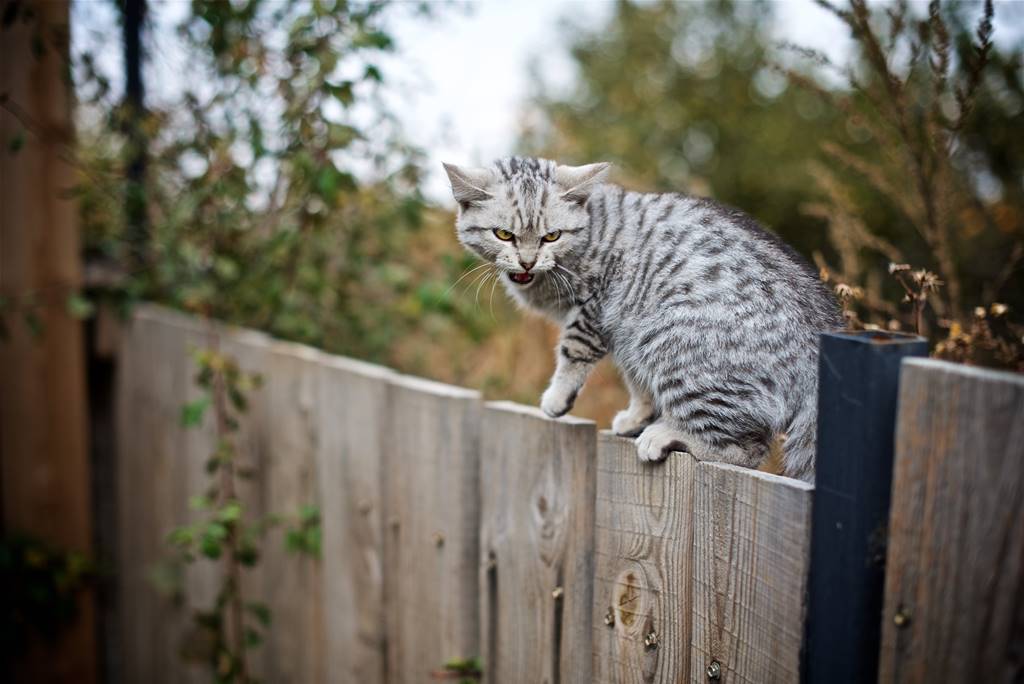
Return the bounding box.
[72,0,1022,202]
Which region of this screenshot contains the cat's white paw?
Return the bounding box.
[540,383,578,418]
[612,406,655,437]
[636,422,691,462]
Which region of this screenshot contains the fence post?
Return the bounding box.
[878,359,1024,682]
[802,331,927,684]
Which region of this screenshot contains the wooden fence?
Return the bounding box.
[114,305,1024,683]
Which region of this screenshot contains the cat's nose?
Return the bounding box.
[519,258,536,271]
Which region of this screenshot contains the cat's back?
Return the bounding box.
[607,191,839,327]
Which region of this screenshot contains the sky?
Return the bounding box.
[381,0,853,200]
[71,0,1021,202]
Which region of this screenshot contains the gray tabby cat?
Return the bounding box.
[443,157,841,481]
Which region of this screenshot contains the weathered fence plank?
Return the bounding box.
[878,359,1024,683]
[315,354,395,684]
[117,306,208,684]
[691,463,813,683]
[592,435,696,684]
[383,375,482,682]
[803,331,928,683]
[479,402,597,684]
[234,339,326,683]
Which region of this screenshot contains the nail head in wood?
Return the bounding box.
[893,607,911,628]
[643,630,658,649]
[706,660,722,679]
[604,609,615,627]
[551,586,563,600]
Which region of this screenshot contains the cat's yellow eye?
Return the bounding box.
[493,228,514,241]
[542,230,562,243]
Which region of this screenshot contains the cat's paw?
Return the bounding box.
[540,384,578,418]
[612,407,655,437]
[636,422,691,462]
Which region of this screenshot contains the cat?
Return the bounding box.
[443,156,841,481]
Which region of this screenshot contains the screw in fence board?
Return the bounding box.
[802,331,927,684]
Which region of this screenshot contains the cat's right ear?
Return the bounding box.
[442,162,494,210]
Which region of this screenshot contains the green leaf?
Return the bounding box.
[246,601,272,627]
[8,129,25,154]
[168,525,196,547]
[199,536,222,560]
[299,504,320,523]
[188,495,212,511]
[363,64,382,82]
[66,293,95,320]
[180,395,211,428]
[23,310,43,338]
[217,500,243,522]
[244,627,263,647]
[235,543,259,566]
[205,522,228,540]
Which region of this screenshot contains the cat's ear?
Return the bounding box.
[555,162,610,205]
[442,162,494,209]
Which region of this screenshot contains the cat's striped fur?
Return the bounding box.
[444,157,841,481]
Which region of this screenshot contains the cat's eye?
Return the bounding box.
[542,231,562,243]
[493,228,514,241]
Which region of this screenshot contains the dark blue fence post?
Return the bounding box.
[802,331,928,684]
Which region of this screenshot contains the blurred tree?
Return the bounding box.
[524,0,1022,367]
[784,0,1023,355]
[520,0,859,258]
[74,0,463,362]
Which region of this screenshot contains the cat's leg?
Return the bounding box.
[540,306,607,418]
[612,375,657,437]
[635,418,765,466]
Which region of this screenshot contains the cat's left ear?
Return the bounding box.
[443,162,495,210]
[555,162,610,205]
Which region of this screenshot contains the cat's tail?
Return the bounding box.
[782,399,818,483]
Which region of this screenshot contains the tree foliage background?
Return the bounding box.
[31,0,1024,427]
[523,0,1022,368]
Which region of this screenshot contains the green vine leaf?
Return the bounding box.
[180,395,211,428]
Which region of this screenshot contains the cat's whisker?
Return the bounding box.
[475,268,496,309]
[464,265,494,299]
[554,270,575,306]
[443,262,492,298]
[555,263,581,280]
[488,271,500,321]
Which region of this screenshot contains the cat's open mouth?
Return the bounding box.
[508,271,535,285]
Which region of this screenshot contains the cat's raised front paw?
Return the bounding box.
[540,384,578,418]
[635,422,691,462]
[612,406,655,437]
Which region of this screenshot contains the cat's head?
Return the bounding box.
[442,156,608,287]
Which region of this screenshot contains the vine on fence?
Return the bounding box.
[168,343,320,682]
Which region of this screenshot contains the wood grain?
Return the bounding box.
[592,434,696,684]
[1,2,96,678]
[383,374,482,683]
[316,353,395,684]
[690,463,813,684]
[479,402,597,684]
[117,307,202,683]
[878,358,1024,684]
[235,338,326,683]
